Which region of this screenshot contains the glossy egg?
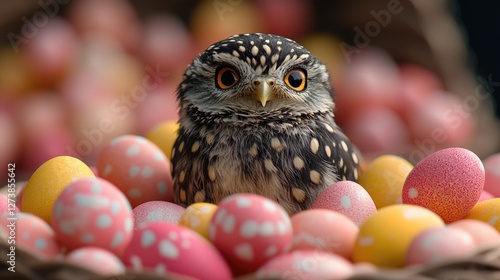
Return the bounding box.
[97,135,174,208]
[353,204,444,267]
[51,177,134,255]
[209,194,293,275]
[256,250,354,280]
[312,181,376,226]
[406,227,475,266]
[133,201,185,229]
[465,198,500,232]
[179,202,218,240]
[66,247,125,276]
[357,155,413,208]
[448,219,500,246]
[403,148,485,223]
[122,222,232,280]
[22,156,95,223]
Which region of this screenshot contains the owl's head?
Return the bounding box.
[177,33,334,124]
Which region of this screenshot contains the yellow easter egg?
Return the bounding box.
[357,155,413,208]
[353,204,444,268]
[22,156,95,223]
[146,121,179,160]
[179,202,218,240]
[466,198,500,231]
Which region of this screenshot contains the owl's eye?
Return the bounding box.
[284,68,307,91]
[216,67,240,89]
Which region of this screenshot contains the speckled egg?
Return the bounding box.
[406,227,475,266]
[483,153,500,197]
[0,212,61,258]
[403,148,485,223]
[133,201,185,229]
[51,177,133,256]
[179,202,218,240]
[66,247,125,276]
[122,222,232,280]
[209,194,293,275]
[312,181,377,226]
[290,209,358,260]
[465,198,500,232]
[22,156,95,223]
[357,155,413,209]
[145,120,179,160]
[256,250,354,280]
[353,204,445,268]
[97,135,174,208]
[448,219,500,246]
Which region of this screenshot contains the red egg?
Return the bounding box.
[51,177,134,255]
[133,201,185,229]
[406,227,475,266]
[402,148,484,223]
[256,250,353,280]
[97,135,174,207]
[448,219,500,247]
[122,222,232,280]
[66,247,125,276]
[290,209,358,260]
[312,181,376,226]
[209,194,293,275]
[483,153,500,197]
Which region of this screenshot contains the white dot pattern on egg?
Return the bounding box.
[51,178,134,256]
[209,194,293,274]
[122,222,232,280]
[133,201,185,229]
[66,247,125,276]
[97,135,174,208]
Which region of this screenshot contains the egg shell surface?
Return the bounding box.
[0,194,19,214]
[179,202,218,240]
[465,198,500,232]
[145,121,179,160]
[483,153,500,197]
[66,247,125,276]
[448,219,500,246]
[133,200,185,229]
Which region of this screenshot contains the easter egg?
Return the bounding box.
[403,147,485,223]
[353,204,444,267]
[22,156,95,223]
[357,155,413,208]
[179,202,218,240]
[465,198,500,232]
[479,190,494,202]
[97,135,174,207]
[145,120,179,160]
[133,201,185,229]
[256,251,354,280]
[483,153,500,197]
[66,247,125,276]
[0,213,61,258]
[122,222,232,280]
[0,194,19,214]
[290,209,358,260]
[406,227,475,266]
[51,177,133,255]
[448,219,500,246]
[312,181,377,226]
[209,194,292,275]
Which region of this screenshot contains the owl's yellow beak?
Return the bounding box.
[254,79,275,107]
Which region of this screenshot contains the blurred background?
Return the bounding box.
[0,0,499,182]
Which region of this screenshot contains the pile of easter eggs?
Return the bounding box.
[2,132,500,279]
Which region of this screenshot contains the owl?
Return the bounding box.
[171,33,360,214]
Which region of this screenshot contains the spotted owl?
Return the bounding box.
[171,33,360,214]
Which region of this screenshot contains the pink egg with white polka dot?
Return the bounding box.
[97,135,174,208]
[133,200,185,229]
[66,247,125,276]
[209,194,293,275]
[122,222,232,280]
[312,181,377,226]
[0,212,61,258]
[256,250,354,280]
[51,177,133,256]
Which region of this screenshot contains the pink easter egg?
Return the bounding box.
[479,190,494,202]
[402,148,484,223]
[51,177,133,255]
[406,227,475,266]
[254,0,312,39]
[290,209,358,260]
[483,153,500,197]
[448,219,500,247]
[97,135,174,207]
[66,247,125,276]
[133,201,185,229]
[122,222,232,280]
[0,194,19,214]
[209,194,293,275]
[0,213,61,258]
[312,181,377,226]
[256,250,353,280]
